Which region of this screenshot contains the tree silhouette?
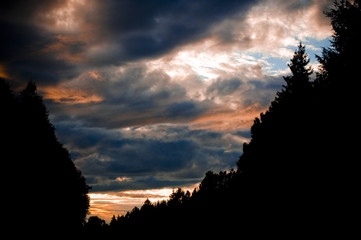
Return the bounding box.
[1,80,90,236]
[236,0,360,235]
[313,1,360,233]
[233,43,318,234]
[84,1,360,236]
[317,0,361,85]
[84,216,108,236]
[3,0,353,236]
[283,42,313,92]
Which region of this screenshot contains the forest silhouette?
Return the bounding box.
[1,0,359,237]
[1,80,90,236]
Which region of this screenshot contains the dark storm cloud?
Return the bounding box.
[55,122,245,192]
[0,0,65,28]
[0,23,64,84]
[1,0,259,84]
[207,78,243,96]
[1,0,333,197]
[164,101,208,120]
[0,0,79,84]
[45,64,212,129]
[96,0,259,61]
[242,76,284,107]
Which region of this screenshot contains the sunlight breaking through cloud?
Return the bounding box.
[1,0,334,220]
[89,184,199,222]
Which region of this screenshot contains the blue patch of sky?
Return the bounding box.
[238,37,332,76]
[303,36,332,60]
[264,57,290,75]
[240,51,289,76]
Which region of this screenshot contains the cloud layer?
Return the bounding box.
[1,0,334,218]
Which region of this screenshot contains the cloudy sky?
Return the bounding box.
[1,0,333,221]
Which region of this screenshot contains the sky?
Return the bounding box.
[1,0,334,221]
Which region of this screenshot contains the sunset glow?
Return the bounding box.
[1,0,333,221]
[41,86,104,104]
[89,184,199,222]
[0,65,8,79]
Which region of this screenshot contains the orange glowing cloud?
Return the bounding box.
[0,65,9,79]
[41,85,103,104]
[88,185,199,222]
[41,35,86,63]
[190,103,265,131]
[89,71,105,81]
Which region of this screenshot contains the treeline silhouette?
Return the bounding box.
[84,1,360,237]
[1,0,359,237]
[85,170,241,237]
[1,80,90,236]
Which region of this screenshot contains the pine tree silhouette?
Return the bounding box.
[236,1,360,235]
[1,80,90,236]
[233,43,316,235]
[313,1,360,234]
[83,1,359,237]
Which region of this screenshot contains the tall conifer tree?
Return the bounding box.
[1,80,90,236]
